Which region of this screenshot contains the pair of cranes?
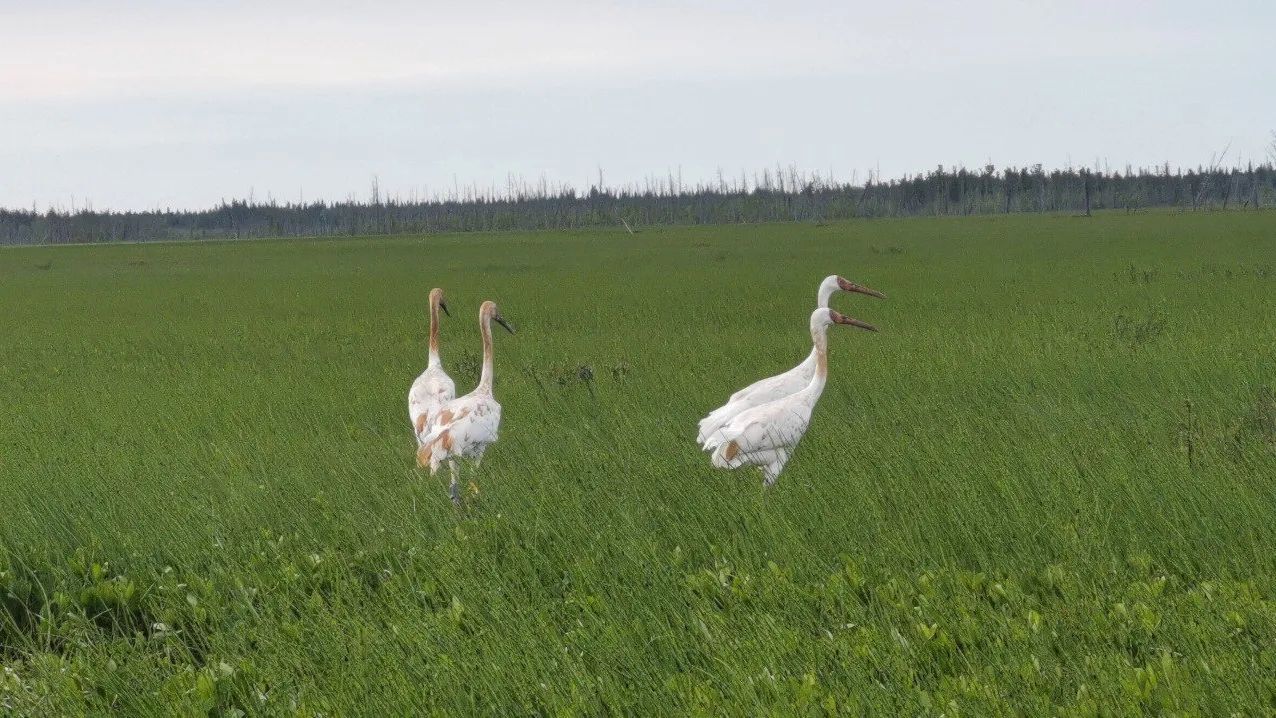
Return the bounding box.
[408,276,883,505]
[696,275,884,485]
[408,290,513,505]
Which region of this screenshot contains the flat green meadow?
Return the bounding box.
[2,212,1275,715]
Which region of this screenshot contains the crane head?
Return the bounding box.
[430,287,450,316]
[482,301,515,334]
[836,276,887,299]
[829,309,878,332]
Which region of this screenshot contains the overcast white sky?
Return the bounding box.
[1,0,1272,211]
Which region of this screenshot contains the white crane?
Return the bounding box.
[703,308,877,486]
[416,301,514,505]
[696,275,884,445]
[408,288,456,442]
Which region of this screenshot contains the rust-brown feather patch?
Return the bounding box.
[724,440,740,462]
[414,413,429,435]
[436,407,468,426]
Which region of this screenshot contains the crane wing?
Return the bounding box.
[705,398,814,462]
[725,361,813,405]
[417,395,502,468]
[698,360,814,445]
[409,368,457,432]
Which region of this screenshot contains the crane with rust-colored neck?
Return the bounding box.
[416,300,515,505]
[409,288,456,442]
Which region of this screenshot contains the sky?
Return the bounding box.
[1,0,1273,212]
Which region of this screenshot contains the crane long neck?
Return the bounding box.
[476,312,495,394]
[812,323,829,380]
[427,297,441,366]
[799,321,829,400]
[817,284,837,309]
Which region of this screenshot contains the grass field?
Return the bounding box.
[2,212,1275,715]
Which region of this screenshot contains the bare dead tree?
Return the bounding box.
[1193,142,1231,209]
[615,209,635,235]
[1083,170,1092,216]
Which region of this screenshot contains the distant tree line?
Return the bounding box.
[3,161,1275,246]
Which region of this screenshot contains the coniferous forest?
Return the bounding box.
[3,161,1275,245]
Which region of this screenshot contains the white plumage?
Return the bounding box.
[702,307,878,486]
[416,300,514,505]
[696,275,885,446]
[408,288,456,442]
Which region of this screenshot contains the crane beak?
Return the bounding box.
[837,277,887,299]
[439,299,451,317]
[831,311,878,332]
[494,315,514,334]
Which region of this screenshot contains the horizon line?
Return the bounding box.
[6,156,1274,216]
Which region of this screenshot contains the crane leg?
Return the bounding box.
[448,461,460,506]
[762,464,782,487]
[762,449,790,488]
[468,450,485,500]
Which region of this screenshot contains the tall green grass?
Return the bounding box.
[2,212,1275,714]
